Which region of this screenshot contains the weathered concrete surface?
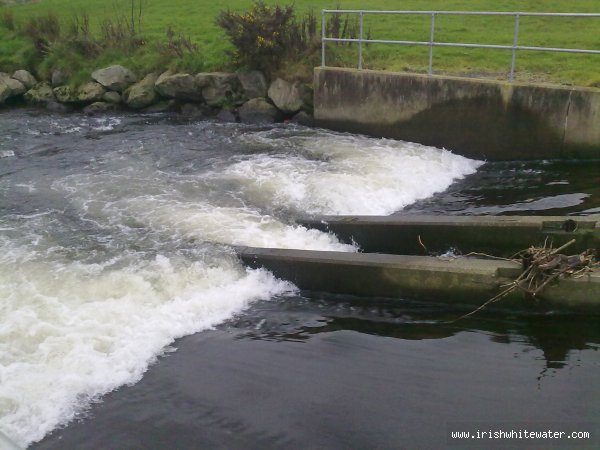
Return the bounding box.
[314,68,600,160]
[299,215,600,257]
[238,247,600,311]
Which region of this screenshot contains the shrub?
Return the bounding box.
[99,17,144,51]
[216,2,364,75]
[216,1,302,73]
[157,26,198,58]
[66,12,102,57]
[23,12,61,55]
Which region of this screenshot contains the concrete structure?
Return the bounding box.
[299,215,600,257]
[238,247,600,312]
[314,67,600,160]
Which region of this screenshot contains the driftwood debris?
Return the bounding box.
[452,239,597,321]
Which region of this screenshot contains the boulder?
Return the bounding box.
[215,109,238,123]
[24,82,56,104]
[289,111,315,127]
[238,98,280,124]
[102,91,121,104]
[77,81,106,103]
[180,103,208,117]
[237,70,268,99]
[91,65,137,92]
[51,70,68,87]
[196,72,244,107]
[52,86,79,103]
[83,101,119,115]
[155,71,202,101]
[267,78,311,115]
[123,73,159,109]
[0,73,26,101]
[142,99,177,113]
[46,101,71,113]
[12,70,37,89]
[0,83,10,104]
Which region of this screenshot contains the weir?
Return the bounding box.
[298,215,600,257]
[237,215,600,311]
[238,246,600,312]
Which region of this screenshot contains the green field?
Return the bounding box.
[1,0,600,86]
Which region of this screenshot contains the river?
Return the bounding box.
[1,110,598,449]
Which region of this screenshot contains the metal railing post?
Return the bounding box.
[319,9,600,79]
[428,12,436,75]
[510,13,520,82]
[358,11,364,69]
[321,10,326,67]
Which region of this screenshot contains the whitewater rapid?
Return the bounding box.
[0,113,482,447]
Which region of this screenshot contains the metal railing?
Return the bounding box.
[320,10,600,81]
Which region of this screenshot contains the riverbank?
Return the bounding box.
[0,66,315,125]
[2,1,600,86]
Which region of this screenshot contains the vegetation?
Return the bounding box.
[216,2,320,74]
[1,0,600,86]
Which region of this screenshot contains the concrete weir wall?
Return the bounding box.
[314,67,600,160]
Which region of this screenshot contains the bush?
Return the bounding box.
[157,26,198,58]
[216,1,307,73]
[23,12,60,55]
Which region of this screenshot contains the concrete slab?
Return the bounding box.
[299,215,600,257]
[237,247,600,312]
[314,68,600,160]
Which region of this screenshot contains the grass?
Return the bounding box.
[1,0,600,86]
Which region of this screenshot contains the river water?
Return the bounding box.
[0,110,599,449]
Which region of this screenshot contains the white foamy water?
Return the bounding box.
[0,247,295,447]
[0,116,482,447]
[216,130,483,215]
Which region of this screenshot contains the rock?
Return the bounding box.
[197,72,244,107]
[142,99,177,113]
[180,103,208,117]
[123,73,159,109]
[267,78,311,115]
[155,71,202,101]
[237,71,268,99]
[52,86,79,103]
[77,81,106,103]
[238,98,280,124]
[83,101,119,115]
[24,82,56,104]
[289,111,314,127]
[0,83,11,104]
[216,109,238,123]
[46,101,71,113]
[102,91,121,104]
[0,73,26,101]
[91,65,137,92]
[12,70,37,89]
[51,70,68,87]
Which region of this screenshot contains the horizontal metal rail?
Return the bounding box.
[322,10,600,17]
[320,10,600,81]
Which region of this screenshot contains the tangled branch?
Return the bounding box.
[452,239,597,321]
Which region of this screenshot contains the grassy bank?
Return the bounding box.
[1,0,600,86]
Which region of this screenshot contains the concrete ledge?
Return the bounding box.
[299,215,600,257]
[237,247,600,312]
[314,68,600,160]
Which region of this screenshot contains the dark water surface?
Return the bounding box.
[0,109,598,449]
[33,299,600,450]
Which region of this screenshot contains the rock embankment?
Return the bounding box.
[0,65,314,124]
